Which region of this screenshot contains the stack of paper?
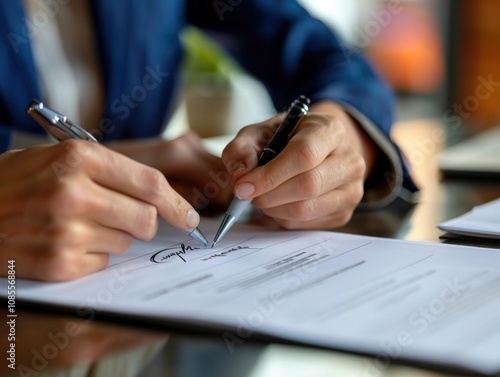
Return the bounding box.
[438,198,500,240]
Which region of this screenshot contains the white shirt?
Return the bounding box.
[23,0,104,131]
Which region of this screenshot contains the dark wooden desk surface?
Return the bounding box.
[2,120,499,377]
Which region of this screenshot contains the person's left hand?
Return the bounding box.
[106,132,234,214]
[221,101,378,230]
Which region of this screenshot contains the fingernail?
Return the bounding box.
[235,182,255,199]
[186,209,200,229]
[229,161,245,175]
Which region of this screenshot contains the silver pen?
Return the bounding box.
[26,99,208,246]
[212,95,310,247]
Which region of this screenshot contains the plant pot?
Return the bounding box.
[185,74,233,138]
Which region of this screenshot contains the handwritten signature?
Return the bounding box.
[200,246,250,261]
[150,245,253,264]
[150,244,198,263]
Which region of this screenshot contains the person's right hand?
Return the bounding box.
[0,140,200,282]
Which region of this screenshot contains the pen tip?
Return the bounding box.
[185,227,209,247]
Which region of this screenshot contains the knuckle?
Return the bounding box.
[43,180,85,217]
[279,219,301,230]
[288,199,316,222]
[231,124,259,146]
[261,167,280,191]
[42,222,83,250]
[38,249,80,282]
[58,139,94,164]
[141,168,166,203]
[49,140,97,177]
[117,234,134,253]
[351,184,364,204]
[351,154,366,178]
[252,194,271,209]
[237,124,254,136]
[297,170,323,198]
[341,182,364,211]
[336,211,354,227]
[294,139,321,171]
[55,139,79,153]
[136,204,158,240]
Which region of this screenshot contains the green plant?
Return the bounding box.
[181,27,237,87]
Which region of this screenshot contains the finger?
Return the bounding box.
[11,172,159,241]
[232,119,336,200]
[253,153,364,208]
[257,183,363,227]
[25,249,109,282]
[81,226,134,254]
[5,141,200,232]
[1,142,198,235]
[252,159,335,208]
[222,114,284,180]
[74,141,200,231]
[0,218,133,255]
[0,239,110,282]
[86,183,159,241]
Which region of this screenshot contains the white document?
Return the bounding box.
[2,219,500,375]
[438,198,500,239]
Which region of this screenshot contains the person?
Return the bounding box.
[0,0,417,281]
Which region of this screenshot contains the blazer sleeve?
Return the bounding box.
[187,0,419,208]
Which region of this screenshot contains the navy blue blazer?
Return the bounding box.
[0,0,417,200]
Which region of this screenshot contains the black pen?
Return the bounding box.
[26,99,209,246]
[212,95,310,247]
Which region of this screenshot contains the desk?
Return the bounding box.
[2,120,499,377]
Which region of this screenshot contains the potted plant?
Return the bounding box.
[182,27,237,138]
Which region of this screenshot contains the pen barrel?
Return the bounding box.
[227,198,252,219]
[258,96,310,166]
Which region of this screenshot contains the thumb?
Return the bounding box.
[222,113,285,182]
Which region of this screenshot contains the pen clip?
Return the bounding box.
[26,99,98,143]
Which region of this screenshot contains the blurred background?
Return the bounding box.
[175,0,500,147]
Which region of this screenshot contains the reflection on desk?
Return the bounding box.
[1,308,465,377]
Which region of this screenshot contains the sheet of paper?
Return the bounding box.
[2,219,500,375]
[438,198,500,239]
